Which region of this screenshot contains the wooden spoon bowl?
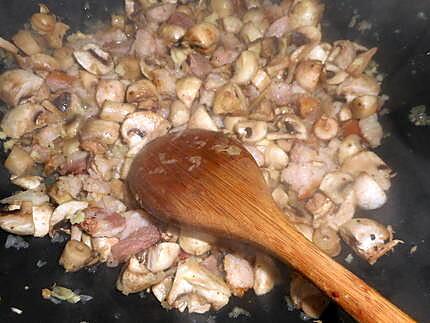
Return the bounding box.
[127,129,414,322]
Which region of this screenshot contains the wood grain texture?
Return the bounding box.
[127,129,415,323]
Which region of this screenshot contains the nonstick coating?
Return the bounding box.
[1,1,430,322]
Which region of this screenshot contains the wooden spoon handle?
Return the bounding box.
[252,208,415,322]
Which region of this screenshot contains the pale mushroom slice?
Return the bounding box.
[167,258,231,310]
[50,200,89,227]
[117,256,175,295]
[1,190,49,206]
[1,103,45,139]
[253,253,280,296]
[339,218,402,265]
[188,106,218,131]
[319,171,354,204]
[0,69,44,106]
[0,210,35,235]
[213,83,248,115]
[267,114,308,140]
[121,111,171,156]
[289,273,329,319]
[32,203,53,237]
[178,228,214,256]
[341,150,392,191]
[146,242,180,273]
[73,43,114,75]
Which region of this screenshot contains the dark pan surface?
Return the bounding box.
[1,0,430,322]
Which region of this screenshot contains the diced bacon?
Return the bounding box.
[46,71,75,92]
[147,3,176,23]
[282,162,326,199]
[58,151,88,175]
[265,16,289,38]
[110,225,161,264]
[211,47,239,67]
[117,210,153,240]
[80,208,126,237]
[167,12,194,29]
[133,29,156,58]
[223,254,254,297]
[189,53,212,78]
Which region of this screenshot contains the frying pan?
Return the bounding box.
[0,0,429,322]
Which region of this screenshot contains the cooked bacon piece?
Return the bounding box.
[110,225,160,264]
[189,53,212,78]
[80,208,126,238]
[167,12,194,29]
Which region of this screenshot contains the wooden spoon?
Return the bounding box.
[127,129,414,322]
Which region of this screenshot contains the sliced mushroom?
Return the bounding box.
[32,203,53,237]
[96,80,126,107]
[341,150,392,190]
[264,143,289,169]
[313,116,338,141]
[305,192,335,227]
[45,22,70,49]
[240,22,264,43]
[312,226,341,257]
[337,75,380,102]
[0,210,34,235]
[176,77,202,108]
[115,56,141,81]
[349,95,378,119]
[11,30,41,55]
[1,190,49,206]
[50,200,89,227]
[235,121,268,143]
[117,256,173,295]
[223,16,243,33]
[80,119,120,145]
[295,60,323,92]
[267,114,308,140]
[353,173,387,210]
[185,22,220,54]
[169,100,190,127]
[31,12,56,34]
[290,273,329,319]
[146,242,180,272]
[325,187,356,231]
[121,111,170,149]
[59,240,94,272]
[253,253,280,296]
[211,0,234,18]
[167,258,231,310]
[11,176,43,190]
[73,44,114,75]
[347,47,378,76]
[319,171,354,205]
[100,101,136,123]
[231,50,259,85]
[289,0,324,30]
[213,83,248,115]
[339,218,402,265]
[152,276,174,303]
[179,228,214,256]
[0,69,44,106]
[92,237,119,263]
[329,40,356,70]
[159,24,186,46]
[151,68,176,98]
[5,146,34,176]
[337,134,363,165]
[126,79,158,103]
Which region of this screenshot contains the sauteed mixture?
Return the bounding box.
[0,0,401,318]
